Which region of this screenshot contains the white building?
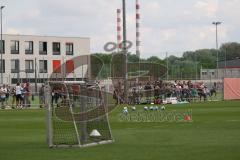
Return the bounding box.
[0,34,90,84]
[201,59,240,80]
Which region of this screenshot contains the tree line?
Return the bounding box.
[93,42,240,80]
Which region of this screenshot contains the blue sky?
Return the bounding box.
[1,0,240,58]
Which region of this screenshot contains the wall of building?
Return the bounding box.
[1,34,90,84]
[201,68,240,80]
[219,59,240,69]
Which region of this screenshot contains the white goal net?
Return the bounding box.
[45,81,114,148]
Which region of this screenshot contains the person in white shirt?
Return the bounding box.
[15,83,23,109]
[0,84,8,109]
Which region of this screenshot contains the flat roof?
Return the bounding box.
[2,34,90,39]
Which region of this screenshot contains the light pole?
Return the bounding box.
[166,52,169,81]
[122,0,128,103]
[212,21,222,79]
[195,52,198,81]
[0,6,5,85]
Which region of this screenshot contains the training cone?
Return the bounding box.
[184,116,191,122]
[90,129,101,137]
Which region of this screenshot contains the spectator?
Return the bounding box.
[202,86,208,101]
[0,84,8,109]
[131,87,139,104]
[52,87,61,107]
[137,83,143,103]
[5,85,10,107]
[23,82,31,108]
[191,86,198,100]
[210,82,217,97]
[39,84,45,108]
[15,83,23,109]
[144,82,152,104]
[11,87,16,109]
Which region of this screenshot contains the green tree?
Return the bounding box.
[219,42,240,61]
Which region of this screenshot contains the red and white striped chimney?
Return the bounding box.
[117,9,122,52]
[136,0,140,57]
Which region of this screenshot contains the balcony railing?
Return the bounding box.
[39,69,47,73]
[25,50,33,54]
[39,51,47,55]
[11,50,19,54]
[11,69,20,73]
[66,51,73,55]
[53,51,60,55]
[25,69,34,73]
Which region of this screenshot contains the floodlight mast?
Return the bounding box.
[0,5,5,84]
[212,21,222,79]
[122,0,128,103]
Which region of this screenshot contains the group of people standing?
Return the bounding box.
[0,82,31,109]
[114,80,219,105]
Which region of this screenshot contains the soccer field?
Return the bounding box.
[0,101,240,160]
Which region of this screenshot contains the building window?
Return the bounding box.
[39,60,48,73]
[39,41,47,55]
[53,42,60,55]
[52,60,61,73]
[11,59,20,73]
[66,60,74,73]
[25,60,34,73]
[202,72,207,76]
[211,72,215,76]
[0,40,5,54]
[66,43,73,55]
[11,40,19,54]
[25,41,33,54]
[0,59,5,73]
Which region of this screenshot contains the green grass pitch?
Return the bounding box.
[0,101,240,160]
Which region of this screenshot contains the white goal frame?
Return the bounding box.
[45,81,114,148]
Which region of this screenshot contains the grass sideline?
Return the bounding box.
[0,101,240,160]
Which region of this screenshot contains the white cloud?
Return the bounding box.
[25,9,40,19]
[1,0,240,58]
[6,28,21,35]
[6,28,37,35]
[194,0,219,17]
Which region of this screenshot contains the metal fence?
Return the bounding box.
[0,78,224,110]
[111,79,224,105]
[0,92,43,109]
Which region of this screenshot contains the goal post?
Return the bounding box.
[45,81,114,148]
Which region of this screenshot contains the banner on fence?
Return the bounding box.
[224,78,240,100]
